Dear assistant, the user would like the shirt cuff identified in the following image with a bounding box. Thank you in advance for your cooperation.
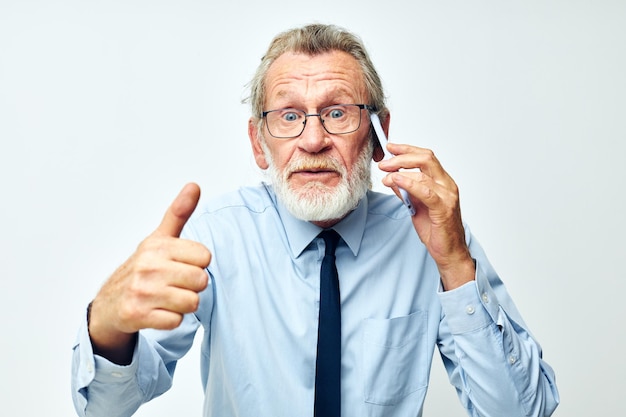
[437,259,502,334]
[73,307,140,386]
[93,345,140,383]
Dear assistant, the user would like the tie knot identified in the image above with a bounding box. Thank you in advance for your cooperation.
[319,229,340,257]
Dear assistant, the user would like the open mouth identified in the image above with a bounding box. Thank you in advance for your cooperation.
[291,163,338,174]
[290,168,337,179]
[286,157,344,182]
[287,166,341,186]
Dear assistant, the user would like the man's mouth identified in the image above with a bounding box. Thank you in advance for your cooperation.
[289,168,339,182]
[294,167,336,174]
[284,156,345,183]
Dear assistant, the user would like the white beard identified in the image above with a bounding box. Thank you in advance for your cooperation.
[261,139,373,223]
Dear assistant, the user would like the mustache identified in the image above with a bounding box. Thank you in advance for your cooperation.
[285,155,345,176]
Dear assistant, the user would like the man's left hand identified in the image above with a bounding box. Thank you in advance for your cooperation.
[379,142,475,291]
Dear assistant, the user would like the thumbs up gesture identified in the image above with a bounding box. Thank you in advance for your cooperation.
[88,183,211,364]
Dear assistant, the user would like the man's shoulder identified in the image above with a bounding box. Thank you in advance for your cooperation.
[198,183,276,216]
[366,190,413,221]
[182,184,278,242]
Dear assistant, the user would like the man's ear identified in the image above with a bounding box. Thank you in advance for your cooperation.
[249,118,269,169]
[372,112,391,162]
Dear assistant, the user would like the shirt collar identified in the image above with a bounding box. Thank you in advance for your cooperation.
[266,183,368,258]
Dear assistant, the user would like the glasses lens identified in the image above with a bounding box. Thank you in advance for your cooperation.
[321,105,361,134]
[266,109,306,138]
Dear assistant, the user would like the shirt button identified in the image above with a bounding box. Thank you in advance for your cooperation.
[86,362,94,373]
[111,371,123,378]
[465,305,475,315]
[509,355,517,364]
[481,293,489,303]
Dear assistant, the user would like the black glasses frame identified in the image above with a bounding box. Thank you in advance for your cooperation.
[261,104,377,139]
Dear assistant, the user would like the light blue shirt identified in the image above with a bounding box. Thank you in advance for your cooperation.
[72,184,559,417]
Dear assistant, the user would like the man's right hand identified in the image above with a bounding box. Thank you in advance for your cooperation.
[88,183,211,364]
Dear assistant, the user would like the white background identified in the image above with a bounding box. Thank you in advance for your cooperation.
[1,1,625,416]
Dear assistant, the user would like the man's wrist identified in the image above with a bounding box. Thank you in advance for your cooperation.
[87,300,137,365]
[439,256,476,291]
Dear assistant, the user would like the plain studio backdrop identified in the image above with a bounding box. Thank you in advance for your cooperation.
[1,1,624,416]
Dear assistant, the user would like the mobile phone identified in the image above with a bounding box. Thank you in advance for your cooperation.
[370,113,416,216]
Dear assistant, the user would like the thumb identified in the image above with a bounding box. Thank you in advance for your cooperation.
[155,183,201,238]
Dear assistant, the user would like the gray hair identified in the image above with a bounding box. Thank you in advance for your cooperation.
[246,24,388,122]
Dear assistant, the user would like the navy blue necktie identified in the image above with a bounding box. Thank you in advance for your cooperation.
[314,230,341,417]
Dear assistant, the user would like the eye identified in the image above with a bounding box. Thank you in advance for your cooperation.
[328,108,345,119]
[281,111,300,122]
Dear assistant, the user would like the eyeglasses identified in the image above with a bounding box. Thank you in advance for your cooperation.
[261,104,375,139]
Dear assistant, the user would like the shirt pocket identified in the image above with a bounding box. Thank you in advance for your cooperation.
[362,311,429,405]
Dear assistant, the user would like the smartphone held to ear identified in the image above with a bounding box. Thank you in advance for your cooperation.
[370,113,416,216]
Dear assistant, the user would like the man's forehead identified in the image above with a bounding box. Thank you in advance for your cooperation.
[268,50,362,75]
[265,51,367,102]
[273,86,356,100]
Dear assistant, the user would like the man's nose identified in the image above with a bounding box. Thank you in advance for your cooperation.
[298,115,332,153]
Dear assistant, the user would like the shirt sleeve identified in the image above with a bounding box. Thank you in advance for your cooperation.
[71,309,201,417]
[436,231,560,417]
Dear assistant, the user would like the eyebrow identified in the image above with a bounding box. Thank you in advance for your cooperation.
[271,88,360,108]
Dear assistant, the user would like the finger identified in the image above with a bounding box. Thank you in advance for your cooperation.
[137,288,201,330]
[155,183,201,238]
[119,274,206,329]
[171,240,212,268]
[142,309,185,330]
[382,144,448,182]
[167,262,210,293]
[391,171,460,217]
[156,286,202,315]
[141,236,212,268]
[131,247,210,289]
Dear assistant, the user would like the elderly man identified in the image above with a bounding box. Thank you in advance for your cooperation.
[72,24,559,417]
